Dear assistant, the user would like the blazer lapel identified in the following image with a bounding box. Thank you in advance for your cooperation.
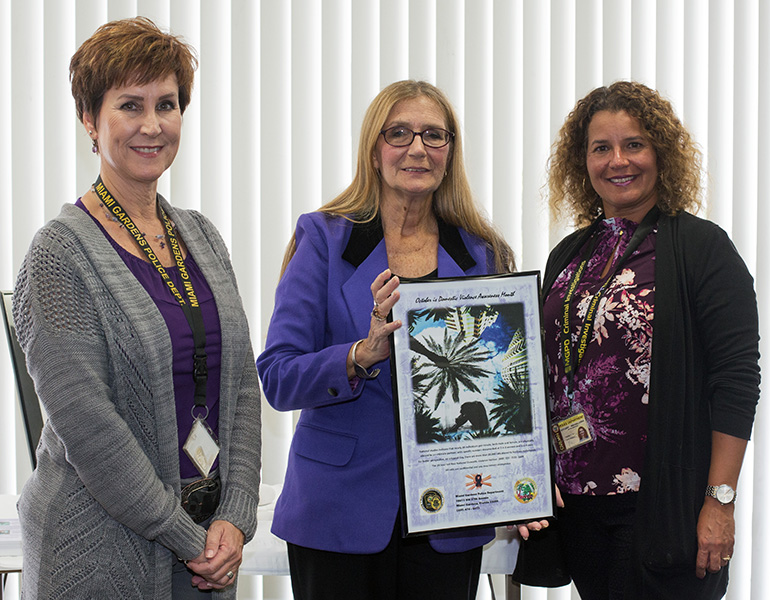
[341,239,388,340]
[437,244,467,277]
[340,215,478,334]
[340,238,392,398]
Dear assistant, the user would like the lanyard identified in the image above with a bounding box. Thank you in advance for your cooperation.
[93,176,209,412]
[560,206,659,399]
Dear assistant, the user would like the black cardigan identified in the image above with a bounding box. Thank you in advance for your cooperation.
[541,211,760,598]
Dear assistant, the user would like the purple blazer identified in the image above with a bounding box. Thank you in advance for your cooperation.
[257,211,497,554]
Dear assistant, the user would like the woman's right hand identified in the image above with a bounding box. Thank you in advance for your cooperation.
[516,485,565,540]
[346,268,403,378]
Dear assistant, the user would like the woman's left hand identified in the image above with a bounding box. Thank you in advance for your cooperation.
[695,431,746,578]
[514,485,565,539]
[695,500,735,578]
[187,520,245,589]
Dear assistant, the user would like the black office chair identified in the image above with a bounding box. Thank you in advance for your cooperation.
[1,290,43,468]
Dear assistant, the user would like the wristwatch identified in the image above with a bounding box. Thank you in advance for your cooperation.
[705,484,737,505]
[351,340,380,380]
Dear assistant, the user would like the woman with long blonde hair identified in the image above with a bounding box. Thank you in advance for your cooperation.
[259,80,514,599]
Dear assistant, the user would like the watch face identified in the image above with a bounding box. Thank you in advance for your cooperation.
[716,485,735,503]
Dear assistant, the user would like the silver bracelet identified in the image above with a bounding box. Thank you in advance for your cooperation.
[351,339,380,380]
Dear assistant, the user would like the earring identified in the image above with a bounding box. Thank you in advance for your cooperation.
[88,130,99,153]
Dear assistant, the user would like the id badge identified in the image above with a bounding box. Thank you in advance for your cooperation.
[551,412,593,454]
[183,417,220,478]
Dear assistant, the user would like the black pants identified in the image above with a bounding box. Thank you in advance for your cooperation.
[558,493,638,600]
[558,493,732,600]
[286,520,483,600]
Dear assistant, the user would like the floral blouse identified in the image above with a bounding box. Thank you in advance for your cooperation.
[543,217,656,495]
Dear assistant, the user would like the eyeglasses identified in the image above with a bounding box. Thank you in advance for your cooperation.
[380,126,454,148]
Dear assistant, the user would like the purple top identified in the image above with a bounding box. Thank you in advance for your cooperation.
[543,217,656,495]
[76,199,222,478]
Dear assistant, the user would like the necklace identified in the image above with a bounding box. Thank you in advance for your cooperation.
[93,186,175,249]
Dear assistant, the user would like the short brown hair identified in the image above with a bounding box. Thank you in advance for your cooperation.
[549,80,702,226]
[70,16,198,123]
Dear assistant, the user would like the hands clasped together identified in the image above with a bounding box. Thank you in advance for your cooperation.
[186,520,245,590]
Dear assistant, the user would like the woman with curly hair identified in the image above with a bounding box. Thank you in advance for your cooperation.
[520,81,760,599]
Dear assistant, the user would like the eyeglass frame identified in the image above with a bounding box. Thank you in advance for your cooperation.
[379,126,455,149]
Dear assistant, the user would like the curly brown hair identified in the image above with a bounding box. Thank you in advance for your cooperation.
[548,81,702,226]
[70,17,198,123]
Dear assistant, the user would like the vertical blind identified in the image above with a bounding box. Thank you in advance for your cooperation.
[1,1,767,598]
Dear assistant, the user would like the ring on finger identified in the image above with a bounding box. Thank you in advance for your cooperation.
[722,555,731,562]
[226,570,235,579]
[371,307,386,322]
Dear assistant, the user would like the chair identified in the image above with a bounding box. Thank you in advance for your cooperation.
[1,290,43,468]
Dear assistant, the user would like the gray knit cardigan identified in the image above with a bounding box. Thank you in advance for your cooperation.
[13,200,261,599]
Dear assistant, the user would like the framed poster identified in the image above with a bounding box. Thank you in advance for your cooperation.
[389,271,555,535]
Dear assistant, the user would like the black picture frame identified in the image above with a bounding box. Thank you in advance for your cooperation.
[389,272,555,535]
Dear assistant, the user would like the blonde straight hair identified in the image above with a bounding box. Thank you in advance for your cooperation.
[280,80,515,276]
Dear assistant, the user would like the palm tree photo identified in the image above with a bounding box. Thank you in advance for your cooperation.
[409,328,493,410]
[488,369,532,434]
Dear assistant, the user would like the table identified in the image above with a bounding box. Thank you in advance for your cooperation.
[0,495,22,600]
